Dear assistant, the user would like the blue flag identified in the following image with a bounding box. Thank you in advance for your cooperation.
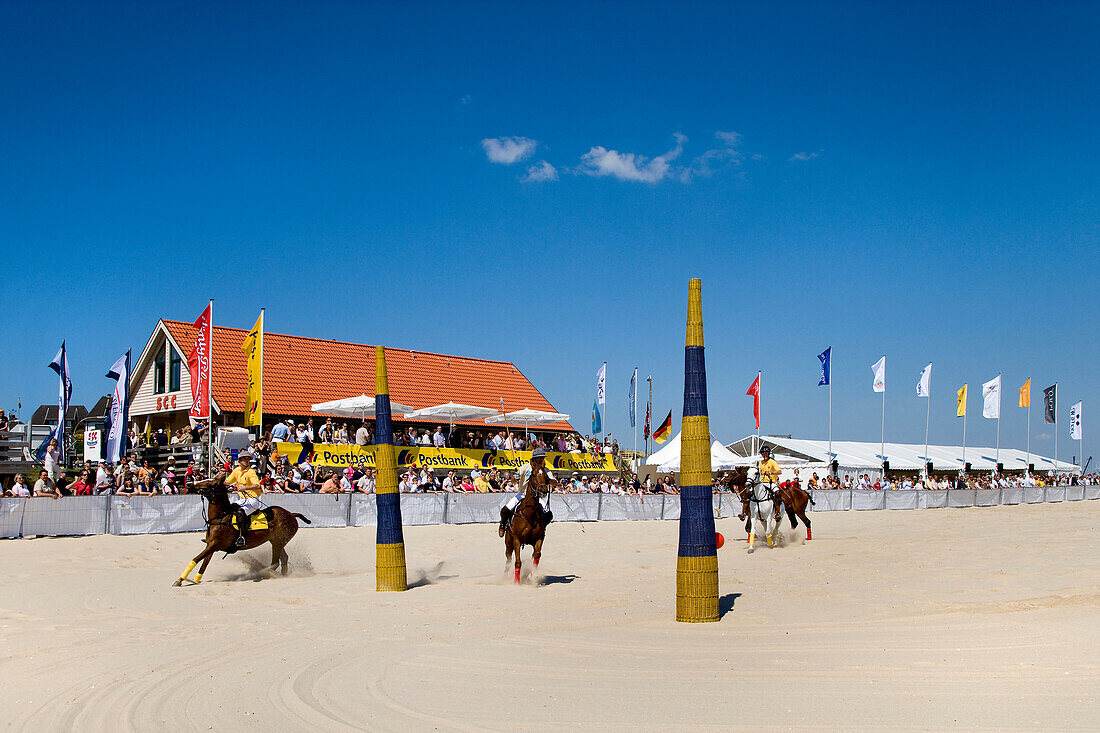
[592,398,602,435]
[818,346,831,387]
[628,368,637,428]
[38,342,72,461]
[104,350,132,463]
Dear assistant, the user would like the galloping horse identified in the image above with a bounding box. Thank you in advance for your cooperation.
[504,467,555,583]
[744,470,778,552]
[173,476,311,586]
[775,481,814,540]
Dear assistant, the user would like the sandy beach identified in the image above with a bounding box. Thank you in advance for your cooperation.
[2,501,1098,731]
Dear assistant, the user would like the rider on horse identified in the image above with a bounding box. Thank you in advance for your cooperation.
[758,446,783,520]
[498,447,555,537]
[225,452,263,547]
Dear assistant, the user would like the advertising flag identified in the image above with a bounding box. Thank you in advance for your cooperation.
[916,363,932,398]
[982,375,1002,419]
[596,363,606,405]
[188,303,212,419]
[871,356,886,393]
[746,373,761,429]
[1043,384,1057,424]
[37,342,73,461]
[629,368,637,428]
[956,384,967,417]
[818,347,831,386]
[1070,401,1082,441]
[241,310,264,427]
[591,399,602,435]
[1019,378,1031,408]
[652,410,672,443]
[104,350,132,463]
[643,398,651,440]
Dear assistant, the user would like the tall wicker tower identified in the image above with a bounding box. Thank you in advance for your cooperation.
[676,278,719,622]
[374,345,408,591]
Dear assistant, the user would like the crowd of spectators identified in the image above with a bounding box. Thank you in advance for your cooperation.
[805,470,1097,490]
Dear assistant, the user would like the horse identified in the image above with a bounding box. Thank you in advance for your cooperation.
[503,467,554,584]
[173,476,312,586]
[743,470,778,553]
[775,481,814,540]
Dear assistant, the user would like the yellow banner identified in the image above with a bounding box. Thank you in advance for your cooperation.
[241,311,263,427]
[273,442,618,473]
[957,384,967,417]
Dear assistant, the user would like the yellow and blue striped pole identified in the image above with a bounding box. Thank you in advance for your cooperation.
[676,278,719,622]
[374,345,408,592]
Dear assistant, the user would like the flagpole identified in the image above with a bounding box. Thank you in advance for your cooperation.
[828,377,832,462]
[1054,382,1059,473]
[756,371,762,451]
[962,401,967,474]
[258,307,265,437]
[207,299,215,477]
[880,389,886,467]
[1026,377,1031,474]
[632,368,638,463]
[995,372,1002,471]
[646,376,652,457]
[924,364,931,472]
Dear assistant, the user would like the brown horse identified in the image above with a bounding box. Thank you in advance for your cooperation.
[173,476,311,586]
[504,467,554,584]
[774,481,814,540]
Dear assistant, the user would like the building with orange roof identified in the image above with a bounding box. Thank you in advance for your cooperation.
[129,319,576,438]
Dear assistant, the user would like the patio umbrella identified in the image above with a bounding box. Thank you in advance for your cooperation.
[402,401,499,436]
[310,394,414,419]
[485,408,571,444]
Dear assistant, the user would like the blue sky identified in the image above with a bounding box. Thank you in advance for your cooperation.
[2,2,1097,463]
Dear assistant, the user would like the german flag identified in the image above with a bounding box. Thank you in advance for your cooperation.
[653,410,673,443]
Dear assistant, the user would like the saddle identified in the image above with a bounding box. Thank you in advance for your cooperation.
[231,509,271,532]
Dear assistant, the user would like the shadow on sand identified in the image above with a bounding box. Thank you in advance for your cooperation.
[718,592,742,618]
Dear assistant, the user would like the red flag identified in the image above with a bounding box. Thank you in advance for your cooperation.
[746,373,760,429]
[189,303,212,419]
[643,399,651,440]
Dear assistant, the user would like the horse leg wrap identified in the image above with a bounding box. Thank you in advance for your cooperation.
[748,534,755,548]
[179,561,196,581]
[766,534,773,547]
[533,557,539,567]
[194,573,203,583]
[514,567,521,583]
[805,527,812,540]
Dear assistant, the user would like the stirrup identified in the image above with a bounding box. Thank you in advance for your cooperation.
[235,534,246,547]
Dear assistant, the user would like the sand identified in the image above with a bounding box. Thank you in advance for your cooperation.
[1,500,1098,731]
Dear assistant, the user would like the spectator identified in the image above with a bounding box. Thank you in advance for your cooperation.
[33,470,60,499]
[355,421,370,446]
[355,467,375,494]
[459,474,475,492]
[70,469,93,496]
[6,474,31,497]
[441,469,457,492]
[43,438,61,481]
[433,426,445,448]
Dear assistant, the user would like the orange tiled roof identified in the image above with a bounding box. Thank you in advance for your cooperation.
[160,320,575,432]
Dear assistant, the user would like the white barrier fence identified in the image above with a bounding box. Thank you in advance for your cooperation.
[1,487,1097,538]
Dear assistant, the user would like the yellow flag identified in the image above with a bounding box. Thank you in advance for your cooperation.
[241,310,263,427]
[1018,377,1030,408]
[956,384,967,417]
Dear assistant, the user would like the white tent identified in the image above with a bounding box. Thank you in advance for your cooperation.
[311,395,414,419]
[725,435,1080,475]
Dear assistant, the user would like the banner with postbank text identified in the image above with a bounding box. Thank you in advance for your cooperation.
[274,442,618,473]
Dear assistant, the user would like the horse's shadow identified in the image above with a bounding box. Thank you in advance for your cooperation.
[719,592,742,618]
[537,574,579,586]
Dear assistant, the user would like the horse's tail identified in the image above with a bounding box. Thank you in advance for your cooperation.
[292,513,312,524]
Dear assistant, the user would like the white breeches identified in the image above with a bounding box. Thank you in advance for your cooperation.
[230,494,262,513]
[506,492,549,512]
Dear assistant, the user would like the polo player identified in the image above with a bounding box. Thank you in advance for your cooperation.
[498,447,555,537]
[225,452,263,547]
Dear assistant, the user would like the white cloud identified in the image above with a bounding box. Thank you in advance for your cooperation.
[684,130,744,181]
[576,133,686,183]
[523,160,558,182]
[481,136,537,164]
[788,151,820,162]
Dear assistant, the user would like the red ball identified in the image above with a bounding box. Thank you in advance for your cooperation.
[715,532,725,549]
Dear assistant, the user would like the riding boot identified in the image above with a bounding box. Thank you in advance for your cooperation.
[543,507,554,524]
[498,506,513,537]
[235,508,249,547]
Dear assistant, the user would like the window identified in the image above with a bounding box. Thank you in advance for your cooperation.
[154,349,166,394]
[169,346,182,392]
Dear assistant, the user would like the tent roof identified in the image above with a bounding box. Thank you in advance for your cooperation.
[725,435,1080,473]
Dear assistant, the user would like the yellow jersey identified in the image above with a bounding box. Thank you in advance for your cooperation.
[758,458,780,484]
[226,466,262,500]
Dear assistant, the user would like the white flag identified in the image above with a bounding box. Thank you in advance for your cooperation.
[596,363,606,405]
[982,374,1002,419]
[871,356,886,393]
[1070,401,1082,440]
[916,362,932,398]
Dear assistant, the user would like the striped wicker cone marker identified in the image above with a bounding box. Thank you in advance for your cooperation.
[676,278,719,622]
[374,345,408,592]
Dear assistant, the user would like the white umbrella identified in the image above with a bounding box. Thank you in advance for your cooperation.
[310,395,413,419]
[485,408,571,443]
[403,402,499,436]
